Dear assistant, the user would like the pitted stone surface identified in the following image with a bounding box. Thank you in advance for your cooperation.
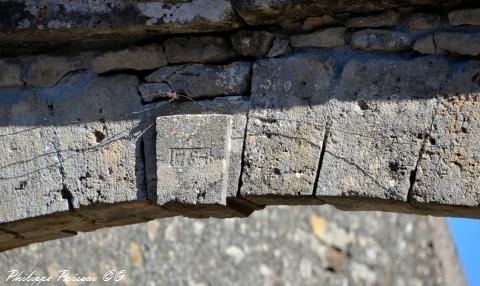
[317,57,448,204]
[241,54,333,203]
[0,71,145,223]
[411,61,480,211]
[156,114,232,206]
[1,0,480,250]
[141,97,250,209]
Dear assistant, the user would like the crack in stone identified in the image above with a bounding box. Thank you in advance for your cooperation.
[432,33,438,54]
[236,113,249,198]
[407,97,441,202]
[312,123,330,197]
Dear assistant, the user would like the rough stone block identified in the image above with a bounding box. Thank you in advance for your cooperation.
[241,55,333,204]
[449,9,480,26]
[155,114,232,206]
[434,32,480,56]
[351,29,413,53]
[0,125,70,223]
[164,37,237,64]
[409,14,441,30]
[139,83,173,103]
[414,35,436,54]
[267,35,291,58]
[346,10,400,28]
[141,96,251,217]
[410,60,480,209]
[316,57,448,204]
[145,62,252,99]
[0,59,22,88]
[231,30,276,57]
[302,15,338,31]
[24,55,91,88]
[0,71,146,224]
[290,28,345,48]
[92,44,167,74]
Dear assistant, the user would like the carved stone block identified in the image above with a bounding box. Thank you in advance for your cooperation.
[156,114,232,207]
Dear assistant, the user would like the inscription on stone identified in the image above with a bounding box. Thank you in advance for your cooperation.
[169,148,212,167]
[156,114,232,206]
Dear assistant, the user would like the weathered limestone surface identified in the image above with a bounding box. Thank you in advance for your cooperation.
[140,96,252,219]
[1,0,480,251]
[241,55,332,204]
[411,61,480,214]
[156,115,232,206]
[317,57,447,206]
[0,71,147,224]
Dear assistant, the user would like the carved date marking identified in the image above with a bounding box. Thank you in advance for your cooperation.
[169,148,212,167]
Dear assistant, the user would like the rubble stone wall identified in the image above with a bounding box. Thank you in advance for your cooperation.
[0,0,479,250]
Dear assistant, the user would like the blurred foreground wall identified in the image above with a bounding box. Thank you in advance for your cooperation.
[0,206,466,286]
